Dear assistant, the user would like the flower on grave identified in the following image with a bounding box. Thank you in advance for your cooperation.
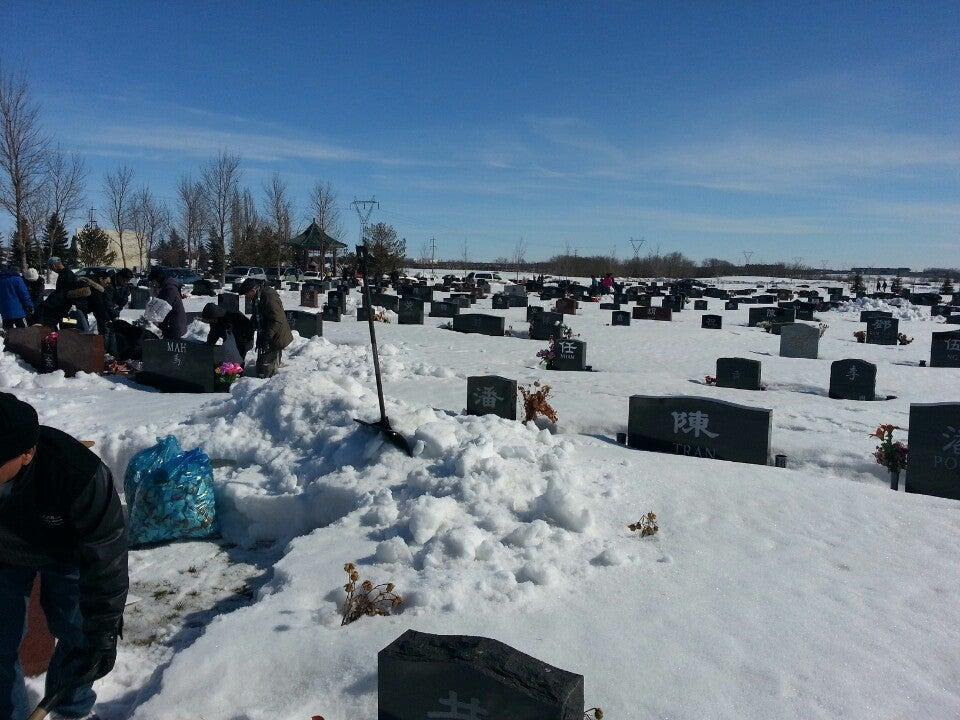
[536,343,556,366]
[215,361,244,377]
[42,331,60,349]
[704,375,717,385]
[871,424,908,473]
[897,333,913,346]
[853,330,866,343]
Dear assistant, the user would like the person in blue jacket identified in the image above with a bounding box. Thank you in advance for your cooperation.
[0,267,34,330]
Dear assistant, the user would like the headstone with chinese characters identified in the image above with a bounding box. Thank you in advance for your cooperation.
[300,287,320,308]
[779,323,819,359]
[551,338,587,371]
[218,291,240,313]
[378,630,584,720]
[905,402,960,501]
[715,357,762,391]
[55,330,105,376]
[633,306,672,321]
[430,301,461,318]
[322,304,342,322]
[492,294,510,310]
[129,285,151,310]
[748,306,795,327]
[139,339,225,393]
[467,376,517,420]
[701,314,722,330]
[930,330,960,368]
[452,313,505,336]
[724,300,739,311]
[627,395,771,465]
[865,316,899,345]
[694,300,708,311]
[665,296,685,312]
[828,359,876,400]
[612,310,631,326]
[397,297,425,325]
[285,310,323,339]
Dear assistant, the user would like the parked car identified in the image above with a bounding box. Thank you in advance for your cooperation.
[224,266,267,284]
[138,267,201,287]
[264,267,302,283]
[76,266,118,280]
[301,270,322,280]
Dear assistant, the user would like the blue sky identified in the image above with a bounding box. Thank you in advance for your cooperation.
[2,1,959,268]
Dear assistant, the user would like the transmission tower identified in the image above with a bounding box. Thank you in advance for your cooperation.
[351,197,379,245]
[629,236,646,259]
[742,250,753,267]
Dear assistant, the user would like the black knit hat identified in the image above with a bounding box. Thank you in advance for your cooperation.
[0,393,40,464]
[238,278,259,294]
[201,303,225,321]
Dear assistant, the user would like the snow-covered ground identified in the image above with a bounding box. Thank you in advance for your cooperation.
[3,276,959,719]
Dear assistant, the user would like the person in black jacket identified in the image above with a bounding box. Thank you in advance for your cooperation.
[40,257,91,330]
[148,267,187,339]
[201,303,255,364]
[107,268,134,313]
[0,393,128,719]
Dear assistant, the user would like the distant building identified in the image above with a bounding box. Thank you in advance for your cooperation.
[74,228,146,270]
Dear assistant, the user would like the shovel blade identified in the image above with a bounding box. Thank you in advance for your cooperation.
[354,418,414,457]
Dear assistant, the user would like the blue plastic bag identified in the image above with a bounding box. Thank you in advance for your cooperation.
[124,436,220,546]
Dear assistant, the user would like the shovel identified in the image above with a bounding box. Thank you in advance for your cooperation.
[353,245,414,456]
[27,686,69,720]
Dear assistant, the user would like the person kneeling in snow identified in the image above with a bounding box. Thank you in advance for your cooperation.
[239,278,292,378]
[0,393,128,720]
[108,296,172,362]
[201,302,254,365]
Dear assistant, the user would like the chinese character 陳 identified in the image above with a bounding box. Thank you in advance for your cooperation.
[426,691,489,720]
[671,410,719,439]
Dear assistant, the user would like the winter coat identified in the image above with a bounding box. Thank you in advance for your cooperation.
[26,277,45,310]
[155,276,187,340]
[40,267,88,324]
[0,426,128,636]
[601,275,614,290]
[207,311,255,358]
[252,286,293,351]
[0,270,33,321]
[107,283,132,313]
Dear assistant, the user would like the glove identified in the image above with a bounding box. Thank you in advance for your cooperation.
[57,632,118,690]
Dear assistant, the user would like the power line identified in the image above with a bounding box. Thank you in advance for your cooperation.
[350,197,379,246]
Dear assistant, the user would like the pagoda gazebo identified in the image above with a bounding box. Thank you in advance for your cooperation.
[288,221,348,274]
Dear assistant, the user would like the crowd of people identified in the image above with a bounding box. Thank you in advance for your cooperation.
[0,261,293,380]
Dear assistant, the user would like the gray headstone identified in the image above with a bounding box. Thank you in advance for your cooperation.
[930,330,960,368]
[467,376,517,420]
[378,630,584,720]
[701,314,722,330]
[452,313,505,336]
[285,310,323,339]
[398,297,425,325]
[218,291,240,313]
[866,316,899,345]
[627,395,771,465]
[716,357,762,391]
[300,287,320,308]
[551,338,586,371]
[906,402,960,500]
[612,310,631,326]
[779,323,819,359]
[632,306,672,321]
[139,339,225,393]
[829,359,876,400]
[429,301,460,318]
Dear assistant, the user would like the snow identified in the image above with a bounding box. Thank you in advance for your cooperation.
[3,276,959,719]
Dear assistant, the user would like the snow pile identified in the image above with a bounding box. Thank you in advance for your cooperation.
[835,296,933,321]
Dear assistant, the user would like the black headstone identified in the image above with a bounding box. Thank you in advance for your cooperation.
[429,301,460,318]
[378,630,584,720]
[859,310,892,323]
[865,316,899,345]
[129,286,151,310]
[218,291,240,313]
[398,297,425,325]
[632,306,672,321]
[611,310,631,326]
[285,310,323,339]
[322,304,342,322]
[905,402,960,501]
[716,357,762,391]
[300,287,320,308]
[701,314,722,330]
[452,314,505,336]
[467,376,518,420]
[492,294,510,310]
[694,300,708,311]
[930,330,960,368]
[551,338,587,371]
[55,330,105,376]
[724,300,739,311]
[628,395,771,465]
[371,292,400,311]
[139,339,225,393]
[529,311,564,340]
[828,359,876,400]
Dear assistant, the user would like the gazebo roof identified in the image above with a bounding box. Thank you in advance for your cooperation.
[289,221,347,251]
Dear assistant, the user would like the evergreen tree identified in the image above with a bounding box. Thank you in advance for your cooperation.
[363,222,406,278]
[41,213,69,262]
[891,275,903,294]
[76,224,117,266]
[65,235,79,267]
[849,272,866,295]
[206,228,225,276]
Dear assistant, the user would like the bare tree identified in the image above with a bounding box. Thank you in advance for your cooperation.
[512,237,527,281]
[307,181,343,238]
[176,175,206,269]
[103,165,135,268]
[200,150,242,275]
[229,187,261,265]
[0,64,48,268]
[417,241,432,264]
[131,186,170,268]
[262,172,292,267]
[460,238,469,271]
[44,146,86,227]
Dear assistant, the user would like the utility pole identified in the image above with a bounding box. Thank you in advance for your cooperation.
[429,237,437,277]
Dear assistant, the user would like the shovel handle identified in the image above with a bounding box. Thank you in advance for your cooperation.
[27,708,50,720]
